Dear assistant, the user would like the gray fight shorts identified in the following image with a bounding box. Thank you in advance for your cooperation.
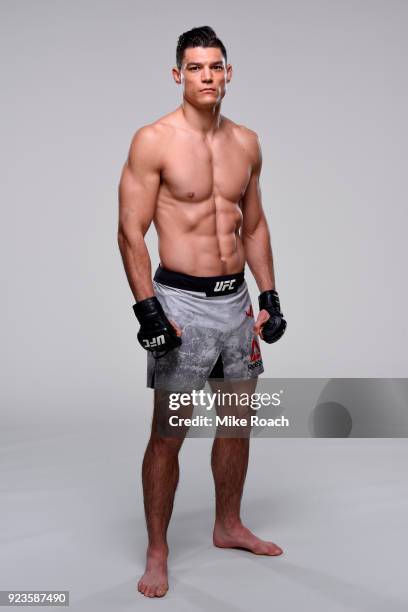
[146,264,264,391]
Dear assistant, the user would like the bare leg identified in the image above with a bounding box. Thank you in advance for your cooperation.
[138,390,192,598]
[210,379,283,556]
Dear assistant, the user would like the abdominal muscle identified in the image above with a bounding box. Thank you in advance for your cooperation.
[153,194,246,277]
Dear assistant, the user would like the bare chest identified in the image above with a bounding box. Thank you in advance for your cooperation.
[160,131,252,204]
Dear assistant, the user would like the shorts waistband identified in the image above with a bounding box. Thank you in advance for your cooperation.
[153,264,245,297]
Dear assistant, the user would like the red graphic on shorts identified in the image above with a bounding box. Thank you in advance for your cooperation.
[250,337,261,362]
[245,304,254,318]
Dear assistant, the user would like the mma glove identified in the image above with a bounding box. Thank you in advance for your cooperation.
[258,289,287,344]
[133,296,181,359]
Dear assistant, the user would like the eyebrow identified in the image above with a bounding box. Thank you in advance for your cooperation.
[185,61,223,67]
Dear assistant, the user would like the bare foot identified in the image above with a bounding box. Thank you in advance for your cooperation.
[213,521,283,556]
[137,546,169,598]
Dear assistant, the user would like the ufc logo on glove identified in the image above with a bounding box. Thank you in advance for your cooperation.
[142,335,166,349]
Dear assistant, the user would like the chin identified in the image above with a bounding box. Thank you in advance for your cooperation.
[197,97,219,106]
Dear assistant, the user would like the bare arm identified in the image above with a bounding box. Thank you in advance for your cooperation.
[241,132,276,292]
[117,126,162,302]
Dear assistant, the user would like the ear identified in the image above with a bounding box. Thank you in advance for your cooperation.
[226,63,233,84]
[172,66,182,85]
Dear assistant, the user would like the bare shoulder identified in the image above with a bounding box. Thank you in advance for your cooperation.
[224,117,262,167]
[236,123,261,156]
[126,119,172,170]
[129,119,171,150]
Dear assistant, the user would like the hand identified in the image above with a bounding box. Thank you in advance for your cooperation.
[257,290,287,344]
[133,296,182,358]
[253,309,271,340]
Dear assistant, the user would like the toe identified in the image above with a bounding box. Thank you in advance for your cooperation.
[269,544,283,555]
[156,586,167,597]
[256,544,270,554]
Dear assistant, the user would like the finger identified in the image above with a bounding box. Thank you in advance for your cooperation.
[169,320,181,336]
[169,319,182,336]
[253,311,269,335]
[253,321,261,335]
[254,325,264,338]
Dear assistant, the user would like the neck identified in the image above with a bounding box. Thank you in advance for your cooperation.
[179,99,222,136]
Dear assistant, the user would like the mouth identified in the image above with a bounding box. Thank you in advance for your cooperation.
[200,88,216,93]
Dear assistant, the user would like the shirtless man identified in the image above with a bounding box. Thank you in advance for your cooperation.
[117,26,287,598]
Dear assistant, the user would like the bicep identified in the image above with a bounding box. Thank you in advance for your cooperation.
[118,127,161,239]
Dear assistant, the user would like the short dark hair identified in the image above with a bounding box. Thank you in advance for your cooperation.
[176,26,227,70]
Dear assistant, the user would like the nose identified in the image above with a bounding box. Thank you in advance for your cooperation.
[201,67,212,82]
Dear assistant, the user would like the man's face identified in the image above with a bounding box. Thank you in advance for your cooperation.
[173,46,232,106]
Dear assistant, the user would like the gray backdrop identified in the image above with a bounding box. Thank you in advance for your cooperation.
[1,1,408,610]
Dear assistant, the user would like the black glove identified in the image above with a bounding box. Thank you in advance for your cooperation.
[258,290,287,344]
[133,296,181,359]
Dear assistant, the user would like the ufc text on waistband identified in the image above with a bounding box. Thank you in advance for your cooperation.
[153,265,245,297]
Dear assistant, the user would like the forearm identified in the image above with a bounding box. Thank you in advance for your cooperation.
[117,230,154,302]
[242,218,276,292]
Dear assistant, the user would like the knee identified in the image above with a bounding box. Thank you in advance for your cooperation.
[149,434,184,455]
